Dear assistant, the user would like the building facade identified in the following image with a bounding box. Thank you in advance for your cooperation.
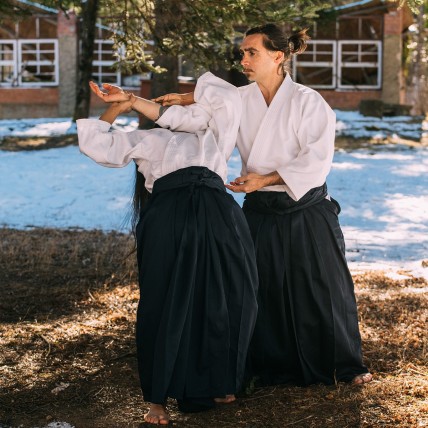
[0,0,414,119]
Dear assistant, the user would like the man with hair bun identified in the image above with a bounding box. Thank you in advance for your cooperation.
[155,23,372,388]
[227,23,372,387]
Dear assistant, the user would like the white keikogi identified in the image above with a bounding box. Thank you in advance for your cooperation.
[76,72,242,192]
[237,73,336,201]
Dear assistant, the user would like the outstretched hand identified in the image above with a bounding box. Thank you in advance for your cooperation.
[89,81,131,103]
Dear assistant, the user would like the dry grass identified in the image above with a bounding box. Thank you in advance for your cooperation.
[0,228,427,428]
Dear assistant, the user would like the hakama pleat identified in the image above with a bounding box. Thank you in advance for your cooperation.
[135,166,258,404]
[243,186,367,386]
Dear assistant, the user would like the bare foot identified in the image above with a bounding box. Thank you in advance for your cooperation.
[353,372,373,385]
[144,403,169,425]
[214,394,236,404]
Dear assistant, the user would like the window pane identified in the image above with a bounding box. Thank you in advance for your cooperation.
[21,52,37,62]
[360,53,378,62]
[296,66,333,86]
[39,65,54,74]
[341,67,378,86]
[0,65,14,83]
[317,54,333,62]
[101,50,116,61]
[0,44,14,61]
[21,65,40,82]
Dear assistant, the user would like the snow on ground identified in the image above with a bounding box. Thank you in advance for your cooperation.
[335,110,424,141]
[0,113,427,280]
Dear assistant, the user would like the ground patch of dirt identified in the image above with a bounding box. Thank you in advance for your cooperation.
[0,135,78,151]
[0,228,427,427]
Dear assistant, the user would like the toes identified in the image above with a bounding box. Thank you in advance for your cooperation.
[144,407,170,425]
[353,373,373,385]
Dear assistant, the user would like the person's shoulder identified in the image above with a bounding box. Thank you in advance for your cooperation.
[290,79,323,100]
[287,77,335,118]
[198,72,238,91]
[289,79,331,108]
[238,82,258,96]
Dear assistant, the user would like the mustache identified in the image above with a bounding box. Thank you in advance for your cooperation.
[243,68,253,73]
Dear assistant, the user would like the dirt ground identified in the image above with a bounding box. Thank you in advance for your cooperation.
[0,228,427,428]
[0,133,427,427]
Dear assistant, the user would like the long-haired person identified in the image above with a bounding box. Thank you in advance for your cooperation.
[76,72,258,425]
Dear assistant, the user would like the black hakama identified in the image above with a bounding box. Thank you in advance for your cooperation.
[135,166,258,406]
[243,184,368,386]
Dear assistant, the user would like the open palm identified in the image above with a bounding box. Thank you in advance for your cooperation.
[89,81,131,103]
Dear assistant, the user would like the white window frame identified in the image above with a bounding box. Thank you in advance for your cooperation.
[292,40,337,89]
[92,39,121,85]
[0,40,17,86]
[17,39,58,86]
[338,40,382,89]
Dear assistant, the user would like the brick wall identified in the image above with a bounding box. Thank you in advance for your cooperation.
[382,8,405,105]
[0,88,59,118]
[0,87,141,118]
[317,90,382,110]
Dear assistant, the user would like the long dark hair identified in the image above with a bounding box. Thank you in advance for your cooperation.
[130,164,149,237]
[245,24,310,76]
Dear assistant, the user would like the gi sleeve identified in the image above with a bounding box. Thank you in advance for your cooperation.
[155,103,211,133]
[277,93,336,201]
[76,118,149,167]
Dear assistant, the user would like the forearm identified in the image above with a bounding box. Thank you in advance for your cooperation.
[262,171,285,186]
[131,96,161,120]
[99,103,126,124]
[181,92,195,105]
[226,171,285,193]
[152,91,195,106]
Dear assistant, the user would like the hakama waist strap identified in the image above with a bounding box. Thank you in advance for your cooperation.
[244,183,328,215]
[152,166,226,194]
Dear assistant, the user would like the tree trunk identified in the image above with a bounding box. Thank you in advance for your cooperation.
[72,0,99,121]
[151,54,179,98]
[409,5,427,116]
[139,0,179,129]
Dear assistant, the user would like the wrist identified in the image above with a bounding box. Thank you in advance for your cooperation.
[129,93,138,110]
[264,171,284,186]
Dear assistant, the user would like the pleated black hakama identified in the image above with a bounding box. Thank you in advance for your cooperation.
[243,184,368,386]
[135,166,258,406]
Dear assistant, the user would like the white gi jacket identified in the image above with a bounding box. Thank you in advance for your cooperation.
[238,73,336,201]
[77,72,241,192]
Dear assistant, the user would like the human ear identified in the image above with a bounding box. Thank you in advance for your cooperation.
[274,51,284,63]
